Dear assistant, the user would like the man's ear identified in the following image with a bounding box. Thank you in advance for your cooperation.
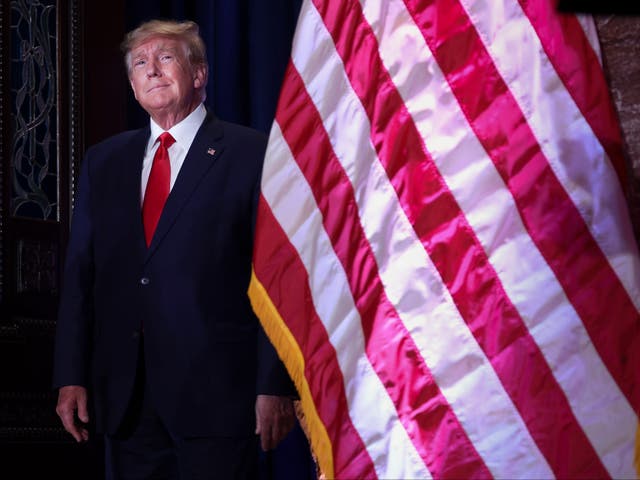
[193,66,206,89]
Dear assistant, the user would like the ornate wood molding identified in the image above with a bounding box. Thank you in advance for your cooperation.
[0,0,6,306]
[0,0,83,443]
[68,0,83,207]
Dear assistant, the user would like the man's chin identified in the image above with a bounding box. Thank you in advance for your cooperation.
[141,100,174,114]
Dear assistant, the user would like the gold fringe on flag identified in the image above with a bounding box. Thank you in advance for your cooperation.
[248,268,334,479]
[295,400,327,480]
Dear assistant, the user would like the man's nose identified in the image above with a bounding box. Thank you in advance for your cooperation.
[146,60,161,77]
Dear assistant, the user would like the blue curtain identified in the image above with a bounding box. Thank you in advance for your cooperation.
[125,1,315,479]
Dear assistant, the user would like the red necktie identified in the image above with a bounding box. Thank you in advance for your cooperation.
[143,132,175,246]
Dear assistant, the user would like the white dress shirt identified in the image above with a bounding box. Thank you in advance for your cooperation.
[140,103,207,204]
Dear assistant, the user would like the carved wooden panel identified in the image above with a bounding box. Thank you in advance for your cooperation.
[16,238,58,294]
[0,0,81,445]
[10,0,59,221]
[0,0,120,473]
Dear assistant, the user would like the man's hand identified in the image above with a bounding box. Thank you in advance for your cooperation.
[255,394,295,451]
[56,385,90,442]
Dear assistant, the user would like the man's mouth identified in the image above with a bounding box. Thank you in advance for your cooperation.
[147,84,169,93]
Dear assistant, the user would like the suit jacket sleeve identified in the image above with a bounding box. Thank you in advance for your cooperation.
[52,151,95,389]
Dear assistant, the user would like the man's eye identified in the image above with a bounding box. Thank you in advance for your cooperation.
[161,55,173,62]
[134,59,145,67]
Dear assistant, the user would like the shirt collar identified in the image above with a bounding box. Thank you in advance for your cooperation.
[148,103,207,150]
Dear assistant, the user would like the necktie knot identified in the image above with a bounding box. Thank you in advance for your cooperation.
[158,131,176,149]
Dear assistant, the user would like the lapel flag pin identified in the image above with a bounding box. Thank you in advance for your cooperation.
[207,147,216,156]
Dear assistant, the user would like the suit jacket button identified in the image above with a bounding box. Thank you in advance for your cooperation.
[140,277,150,285]
[132,330,140,340]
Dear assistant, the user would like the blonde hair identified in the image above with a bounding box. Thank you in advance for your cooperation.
[122,19,208,97]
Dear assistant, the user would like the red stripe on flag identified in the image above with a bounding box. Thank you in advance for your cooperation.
[314,0,610,476]
[277,59,491,478]
[404,0,640,415]
[253,196,376,479]
[519,0,628,190]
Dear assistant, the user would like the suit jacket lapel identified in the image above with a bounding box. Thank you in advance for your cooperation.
[119,127,151,257]
[145,113,225,258]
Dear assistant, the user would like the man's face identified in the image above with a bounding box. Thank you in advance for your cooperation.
[128,36,205,123]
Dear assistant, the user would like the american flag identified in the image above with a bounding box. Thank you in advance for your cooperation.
[249,0,640,478]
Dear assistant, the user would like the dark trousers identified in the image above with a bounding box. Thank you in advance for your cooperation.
[104,340,258,480]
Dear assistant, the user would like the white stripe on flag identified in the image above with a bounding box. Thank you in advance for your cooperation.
[262,120,432,480]
[576,14,602,64]
[459,0,640,311]
[360,0,638,476]
[253,0,640,478]
[289,2,554,477]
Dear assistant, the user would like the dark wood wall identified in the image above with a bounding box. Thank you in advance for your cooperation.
[0,1,126,477]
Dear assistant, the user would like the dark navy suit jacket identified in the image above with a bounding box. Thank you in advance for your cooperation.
[53,112,294,437]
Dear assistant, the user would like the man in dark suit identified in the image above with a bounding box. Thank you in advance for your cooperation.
[53,19,296,479]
